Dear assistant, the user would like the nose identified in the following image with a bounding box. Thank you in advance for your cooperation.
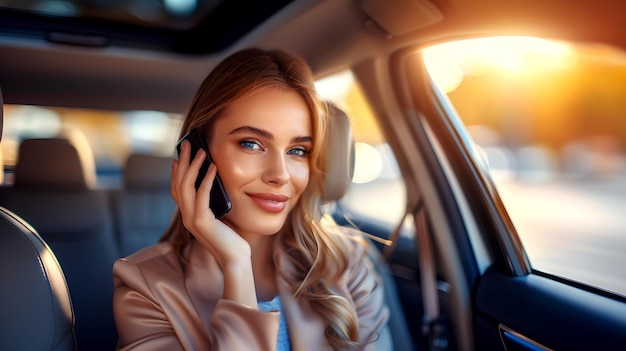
[262,151,290,186]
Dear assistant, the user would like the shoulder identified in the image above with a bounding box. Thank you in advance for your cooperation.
[321,224,378,284]
[327,224,388,289]
[326,224,370,260]
[113,242,185,291]
[328,226,391,345]
[116,241,180,270]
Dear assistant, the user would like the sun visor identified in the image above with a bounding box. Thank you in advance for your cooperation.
[361,0,443,37]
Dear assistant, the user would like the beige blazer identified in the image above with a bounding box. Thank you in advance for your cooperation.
[113,233,392,351]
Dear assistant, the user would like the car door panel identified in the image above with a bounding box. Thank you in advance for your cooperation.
[475,266,626,350]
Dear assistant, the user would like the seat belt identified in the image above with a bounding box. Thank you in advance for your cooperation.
[414,203,448,350]
[385,200,448,351]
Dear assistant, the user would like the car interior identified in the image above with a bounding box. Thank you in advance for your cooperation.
[0,88,77,351]
[2,0,626,351]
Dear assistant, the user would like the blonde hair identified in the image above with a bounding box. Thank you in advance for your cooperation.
[160,48,361,350]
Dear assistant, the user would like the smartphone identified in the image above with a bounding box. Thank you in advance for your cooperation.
[175,128,232,219]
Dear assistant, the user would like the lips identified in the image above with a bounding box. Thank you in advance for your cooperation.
[247,193,289,213]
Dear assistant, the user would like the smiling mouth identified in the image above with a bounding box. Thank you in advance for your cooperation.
[247,193,289,213]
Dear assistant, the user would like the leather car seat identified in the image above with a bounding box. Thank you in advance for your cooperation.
[0,87,77,350]
[111,153,176,256]
[0,130,120,351]
[323,102,415,351]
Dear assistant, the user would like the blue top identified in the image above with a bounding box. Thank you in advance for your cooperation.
[258,295,291,351]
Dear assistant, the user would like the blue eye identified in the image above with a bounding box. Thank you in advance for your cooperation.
[240,140,262,150]
[288,147,309,157]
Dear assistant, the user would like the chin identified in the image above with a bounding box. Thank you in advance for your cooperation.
[223,211,288,236]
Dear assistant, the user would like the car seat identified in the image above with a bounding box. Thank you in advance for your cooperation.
[324,102,415,351]
[111,153,176,256]
[0,87,77,350]
[0,129,119,351]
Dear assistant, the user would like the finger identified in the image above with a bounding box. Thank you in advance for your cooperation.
[172,140,193,205]
[173,140,192,185]
[182,148,206,189]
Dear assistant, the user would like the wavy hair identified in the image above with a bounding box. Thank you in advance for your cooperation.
[160,48,360,350]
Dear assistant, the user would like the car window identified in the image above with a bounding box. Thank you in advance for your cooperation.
[2,105,182,188]
[424,36,626,297]
[315,70,407,226]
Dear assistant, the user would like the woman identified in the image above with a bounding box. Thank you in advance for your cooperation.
[112,48,391,350]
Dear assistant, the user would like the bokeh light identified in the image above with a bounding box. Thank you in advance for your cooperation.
[353,142,383,184]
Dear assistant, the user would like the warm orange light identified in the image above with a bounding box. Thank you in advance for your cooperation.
[423,36,578,92]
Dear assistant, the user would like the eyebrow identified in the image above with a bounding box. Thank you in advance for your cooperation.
[229,125,312,143]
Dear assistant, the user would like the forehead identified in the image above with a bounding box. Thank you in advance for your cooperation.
[215,88,313,138]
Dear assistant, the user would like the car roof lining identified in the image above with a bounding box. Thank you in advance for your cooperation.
[3,0,626,113]
[0,0,295,54]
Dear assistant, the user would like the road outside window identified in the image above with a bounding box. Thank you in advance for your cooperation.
[424,36,626,297]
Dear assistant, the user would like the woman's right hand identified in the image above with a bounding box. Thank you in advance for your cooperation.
[172,140,258,307]
[171,140,251,269]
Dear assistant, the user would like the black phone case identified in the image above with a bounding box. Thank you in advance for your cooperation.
[176,128,232,219]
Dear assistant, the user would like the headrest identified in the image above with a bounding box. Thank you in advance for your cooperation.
[123,153,171,191]
[14,129,96,190]
[322,103,355,202]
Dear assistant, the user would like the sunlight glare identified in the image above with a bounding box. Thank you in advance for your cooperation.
[315,70,354,101]
[353,142,383,184]
[424,36,577,92]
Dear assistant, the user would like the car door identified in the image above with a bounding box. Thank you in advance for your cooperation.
[396,37,626,351]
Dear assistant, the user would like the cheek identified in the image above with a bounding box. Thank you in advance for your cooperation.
[210,142,255,189]
[216,155,259,189]
[289,162,310,194]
